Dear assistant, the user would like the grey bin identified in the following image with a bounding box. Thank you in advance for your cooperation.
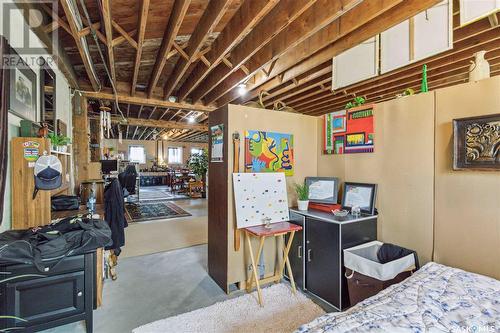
[343,241,417,307]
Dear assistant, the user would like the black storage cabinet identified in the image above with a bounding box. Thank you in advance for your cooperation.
[286,209,377,311]
[0,252,96,333]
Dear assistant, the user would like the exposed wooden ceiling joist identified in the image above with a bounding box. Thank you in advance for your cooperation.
[147,0,191,98]
[101,0,116,83]
[59,0,100,90]
[228,0,442,108]
[80,91,214,112]
[188,0,318,103]
[176,0,280,101]
[162,0,233,99]
[88,115,208,132]
[203,0,365,105]
[131,0,150,95]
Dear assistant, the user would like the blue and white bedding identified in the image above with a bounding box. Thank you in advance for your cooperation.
[297,262,500,333]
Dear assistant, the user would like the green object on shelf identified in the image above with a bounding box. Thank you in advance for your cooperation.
[421,64,428,93]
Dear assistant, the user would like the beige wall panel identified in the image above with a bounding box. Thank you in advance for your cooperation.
[317,94,435,264]
[434,76,500,279]
[226,105,318,285]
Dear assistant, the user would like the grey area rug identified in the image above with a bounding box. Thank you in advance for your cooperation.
[133,283,325,333]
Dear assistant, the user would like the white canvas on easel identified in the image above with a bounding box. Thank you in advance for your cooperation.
[233,173,289,229]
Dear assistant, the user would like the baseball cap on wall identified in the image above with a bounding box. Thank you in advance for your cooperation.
[33,155,62,199]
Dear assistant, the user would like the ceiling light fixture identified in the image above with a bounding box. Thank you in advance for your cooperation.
[237,83,247,96]
[188,116,196,123]
[168,96,177,103]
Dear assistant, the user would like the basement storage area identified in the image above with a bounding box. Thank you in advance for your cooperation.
[0,0,499,332]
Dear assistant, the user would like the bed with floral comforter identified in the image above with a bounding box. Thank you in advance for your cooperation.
[297,262,500,333]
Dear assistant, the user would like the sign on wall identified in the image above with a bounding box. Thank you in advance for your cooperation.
[210,124,224,162]
[323,105,375,154]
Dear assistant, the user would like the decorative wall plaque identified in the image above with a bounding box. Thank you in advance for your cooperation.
[453,113,500,170]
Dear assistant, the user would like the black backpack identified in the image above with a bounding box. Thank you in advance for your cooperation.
[0,215,112,272]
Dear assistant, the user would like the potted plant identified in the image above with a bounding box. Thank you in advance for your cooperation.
[294,182,309,211]
[48,133,71,152]
[187,149,208,197]
[57,135,71,153]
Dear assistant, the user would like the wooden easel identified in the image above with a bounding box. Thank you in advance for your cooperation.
[233,131,241,251]
[243,222,303,306]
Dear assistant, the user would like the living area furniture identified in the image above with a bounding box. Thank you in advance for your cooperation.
[287,208,377,311]
[0,251,96,333]
[243,222,303,306]
[188,180,204,198]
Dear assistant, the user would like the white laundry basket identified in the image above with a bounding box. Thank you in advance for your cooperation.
[343,241,418,307]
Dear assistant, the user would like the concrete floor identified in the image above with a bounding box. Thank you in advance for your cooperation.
[43,196,213,332]
[45,245,235,333]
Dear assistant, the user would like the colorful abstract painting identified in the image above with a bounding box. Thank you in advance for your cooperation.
[245,130,294,176]
[323,105,375,154]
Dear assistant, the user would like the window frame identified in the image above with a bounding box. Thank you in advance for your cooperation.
[128,145,146,164]
[168,146,183,164]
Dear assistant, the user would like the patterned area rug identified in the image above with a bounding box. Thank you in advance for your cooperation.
[125,200,191,223]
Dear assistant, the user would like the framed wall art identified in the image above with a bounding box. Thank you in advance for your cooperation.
[244,130,294,176]
[453,113,500,170]
[323,104,375,154]
[8,46,38,122]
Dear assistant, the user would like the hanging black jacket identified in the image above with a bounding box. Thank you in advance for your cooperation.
[104,179,128,253]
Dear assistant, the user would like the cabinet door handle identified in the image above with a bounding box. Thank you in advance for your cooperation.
[307,249,312,262]
[298,246,302,258]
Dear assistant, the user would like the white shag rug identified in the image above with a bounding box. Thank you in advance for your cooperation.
[133,284,325,333]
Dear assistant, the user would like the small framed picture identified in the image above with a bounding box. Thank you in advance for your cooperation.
[8,47,38,122]
[341,182,377,215]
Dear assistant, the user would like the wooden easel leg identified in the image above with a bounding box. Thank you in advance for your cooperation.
[282,231,297,294]
[246,236,265,292]
[246,233,264,306]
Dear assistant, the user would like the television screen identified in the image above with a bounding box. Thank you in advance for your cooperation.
[305,177,339,204]
[342,182,377,215]
[101,160,118,174]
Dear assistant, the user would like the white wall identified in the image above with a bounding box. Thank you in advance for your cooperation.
[1,1,73,231]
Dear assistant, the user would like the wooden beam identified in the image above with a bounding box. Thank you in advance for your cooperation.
[78,22,101,38]
[40,3,71,35]
[227,0,441,107]
[111,20,138,49]
[291,27,500,111]
[189,0,317,103]
[212,0,408,106]
[102,0,116,83]
[79,90,215,112]
[205,0,363,104]
[176,0,279,101]
[112,29,137,47]
[163,0,233,98]
[131,0,150,95]
[60,0,100,90]
[88,116,209,131]
[147,0,191,98]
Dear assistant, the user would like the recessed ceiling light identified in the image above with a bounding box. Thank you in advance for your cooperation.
[237,84,247,96]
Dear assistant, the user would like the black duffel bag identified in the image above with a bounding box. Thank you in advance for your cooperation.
[51,195,80,211]
[0,215,112,272]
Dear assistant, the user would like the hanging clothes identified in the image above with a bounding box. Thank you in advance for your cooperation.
[104,178,128,254]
